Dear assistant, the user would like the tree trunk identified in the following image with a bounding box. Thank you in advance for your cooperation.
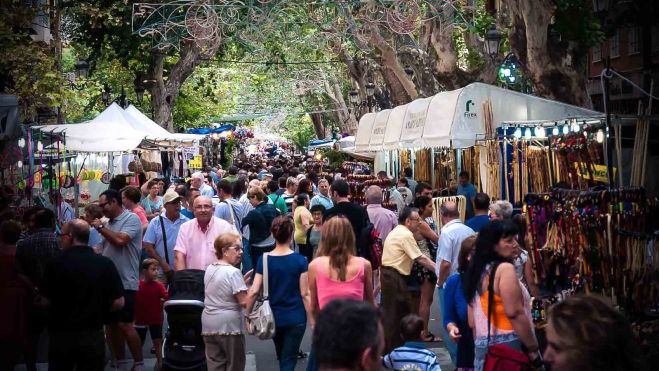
[147,39,218,132]
[310,112,325,139]
[506,0,590,106]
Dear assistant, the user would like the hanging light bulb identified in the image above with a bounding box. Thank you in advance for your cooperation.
[535,126,546,139]
[17,160,23,168]
[552,124,559,136]
[596,129,604,143]
[524,127,532,140]
[513,127,522,139]
[37,141,44,151]
[572,119,581,133]
[562,125,569,135]
[18,138,25,148]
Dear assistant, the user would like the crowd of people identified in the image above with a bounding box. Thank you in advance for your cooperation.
[0,154,647,371]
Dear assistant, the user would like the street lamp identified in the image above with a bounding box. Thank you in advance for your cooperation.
[135,84,145,104]
[349,90,359,105]
[74,59,89,79]
[365,81,375,97]
[484,27,503,60]
[101,84,127,107]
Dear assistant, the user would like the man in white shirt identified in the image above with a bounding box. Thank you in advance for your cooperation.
[191,171,214,197]
[435,200,474,364]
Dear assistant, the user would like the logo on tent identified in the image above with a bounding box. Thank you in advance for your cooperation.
[464,100,477,118]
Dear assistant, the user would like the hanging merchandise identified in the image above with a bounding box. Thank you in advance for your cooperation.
[413,148,431,184]
[523,188,658,320]
[433,148,455,194]
[431,195,467,227]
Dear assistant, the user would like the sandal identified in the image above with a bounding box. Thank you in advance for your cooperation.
[424,332,440,342]
[297,350,308,359]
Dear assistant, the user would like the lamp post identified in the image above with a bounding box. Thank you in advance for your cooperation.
[404,65,415,80]
[484,27,503,60]
[74,59,89,79]
[101,84,128,108]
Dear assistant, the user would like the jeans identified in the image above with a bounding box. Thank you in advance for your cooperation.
[437,286,457,365]
[273,322,306,371]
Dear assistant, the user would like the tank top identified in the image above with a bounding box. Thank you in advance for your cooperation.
[471,265,533,340]
[316,257,366,309]
[294,206,311,244]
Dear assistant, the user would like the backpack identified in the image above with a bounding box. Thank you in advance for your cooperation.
[358,222,384,270]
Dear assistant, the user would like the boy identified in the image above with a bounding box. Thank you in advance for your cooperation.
[383,314,441,371]
[134,259,169,370]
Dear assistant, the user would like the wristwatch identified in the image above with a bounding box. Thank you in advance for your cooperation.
[95,224,105,232]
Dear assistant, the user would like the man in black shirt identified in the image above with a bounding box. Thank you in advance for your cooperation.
[324,179,371,251]
[41,219,124,371]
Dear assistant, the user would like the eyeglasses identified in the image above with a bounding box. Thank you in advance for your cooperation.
[194,205,213,210]
[408,217,421,223]
[227,245,243,251]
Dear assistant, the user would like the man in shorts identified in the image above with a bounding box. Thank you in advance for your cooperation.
[91,189,144,371]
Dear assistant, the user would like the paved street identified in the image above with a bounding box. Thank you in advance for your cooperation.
[15,290,454,371]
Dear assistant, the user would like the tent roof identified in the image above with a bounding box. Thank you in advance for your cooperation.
[355,82,603,150]
[123,105,204,145]
[36,103,145,152]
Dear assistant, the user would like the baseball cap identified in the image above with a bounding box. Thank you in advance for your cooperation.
[163,189,182,204]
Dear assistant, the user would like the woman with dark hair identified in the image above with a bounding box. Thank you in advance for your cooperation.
[411,195,439,342]
[246,216,311,371]
[443,235,476,370]
[544,295,646,371]
[296,179,314,197]
[241,186,278,268]
[464,220,541,371]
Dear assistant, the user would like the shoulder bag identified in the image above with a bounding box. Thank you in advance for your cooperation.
[245,253,276,339]
[483,262,532,371]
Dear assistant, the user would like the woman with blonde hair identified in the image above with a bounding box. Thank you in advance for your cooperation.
[306,216,375,371]
[202,233,253,371]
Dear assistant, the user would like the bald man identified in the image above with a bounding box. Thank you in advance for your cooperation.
[41,220,124,370]
[435,200,474,364]
[174,196,238,270]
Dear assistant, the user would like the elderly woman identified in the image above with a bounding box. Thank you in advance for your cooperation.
[202,233,253,371]
[488,200,513,221]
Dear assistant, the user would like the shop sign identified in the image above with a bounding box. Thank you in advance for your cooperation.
[188,155,202,169]
[574,163,615,183]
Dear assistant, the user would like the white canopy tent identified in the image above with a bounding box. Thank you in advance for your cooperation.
[123,105,204,145]
[356,82,603,151]
[36,103,146,152]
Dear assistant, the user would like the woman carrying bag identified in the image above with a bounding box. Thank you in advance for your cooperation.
[246,216,311,371]
[464,221,543,371]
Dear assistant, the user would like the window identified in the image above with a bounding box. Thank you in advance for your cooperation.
[592,44,602,62]
[610,31,619,58]
[628,27,639,54]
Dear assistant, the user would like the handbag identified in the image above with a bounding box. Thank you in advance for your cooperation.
[245,253,276,340]
[483,262,532,371]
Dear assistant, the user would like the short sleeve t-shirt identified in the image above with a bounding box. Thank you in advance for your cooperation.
[457,183,477,218]
[256,253,308,327]
[101,210,143,291]
[141,196,163,215]
[135,280,169,325]
[202,263,248,335]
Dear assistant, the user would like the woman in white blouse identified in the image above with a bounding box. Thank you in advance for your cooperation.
[202,232,253,371]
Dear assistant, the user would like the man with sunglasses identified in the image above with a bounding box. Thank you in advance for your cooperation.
[91,189,144,371]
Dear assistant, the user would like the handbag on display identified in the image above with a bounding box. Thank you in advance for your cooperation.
[245,253,276,340]
[483,262,533,371]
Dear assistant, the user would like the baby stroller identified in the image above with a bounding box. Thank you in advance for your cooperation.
[162,269,207,371]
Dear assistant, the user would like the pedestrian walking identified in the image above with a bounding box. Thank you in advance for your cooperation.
[41,220,125,371]
[202,233,253,371]
[241,186,278,269]
[121,186,149,230]
[174,196,238,270]
[246,216,311,371]
[134,259,169,370]
[141,180,164,221]
[293,193,313,260]
[305,204,325,258]
[92,189,144,371]
[380,207,435,352]
[383,314,440,371]
[310,179,333,210]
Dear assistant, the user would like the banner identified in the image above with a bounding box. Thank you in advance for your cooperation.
[574,163,615,183]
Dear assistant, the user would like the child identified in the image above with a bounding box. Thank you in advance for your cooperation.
[134,259,169,370]
[83,203,104,251]
[383,314,441,371]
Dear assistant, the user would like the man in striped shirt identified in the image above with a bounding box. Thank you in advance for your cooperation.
[383,314,441,371]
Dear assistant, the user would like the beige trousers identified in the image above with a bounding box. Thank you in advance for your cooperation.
[203,334,246,371]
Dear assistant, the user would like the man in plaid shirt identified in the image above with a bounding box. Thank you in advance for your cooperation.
[15,207,61,371]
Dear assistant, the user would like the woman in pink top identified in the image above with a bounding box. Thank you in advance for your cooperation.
[308,216,375,311]
[307,216,375,371]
